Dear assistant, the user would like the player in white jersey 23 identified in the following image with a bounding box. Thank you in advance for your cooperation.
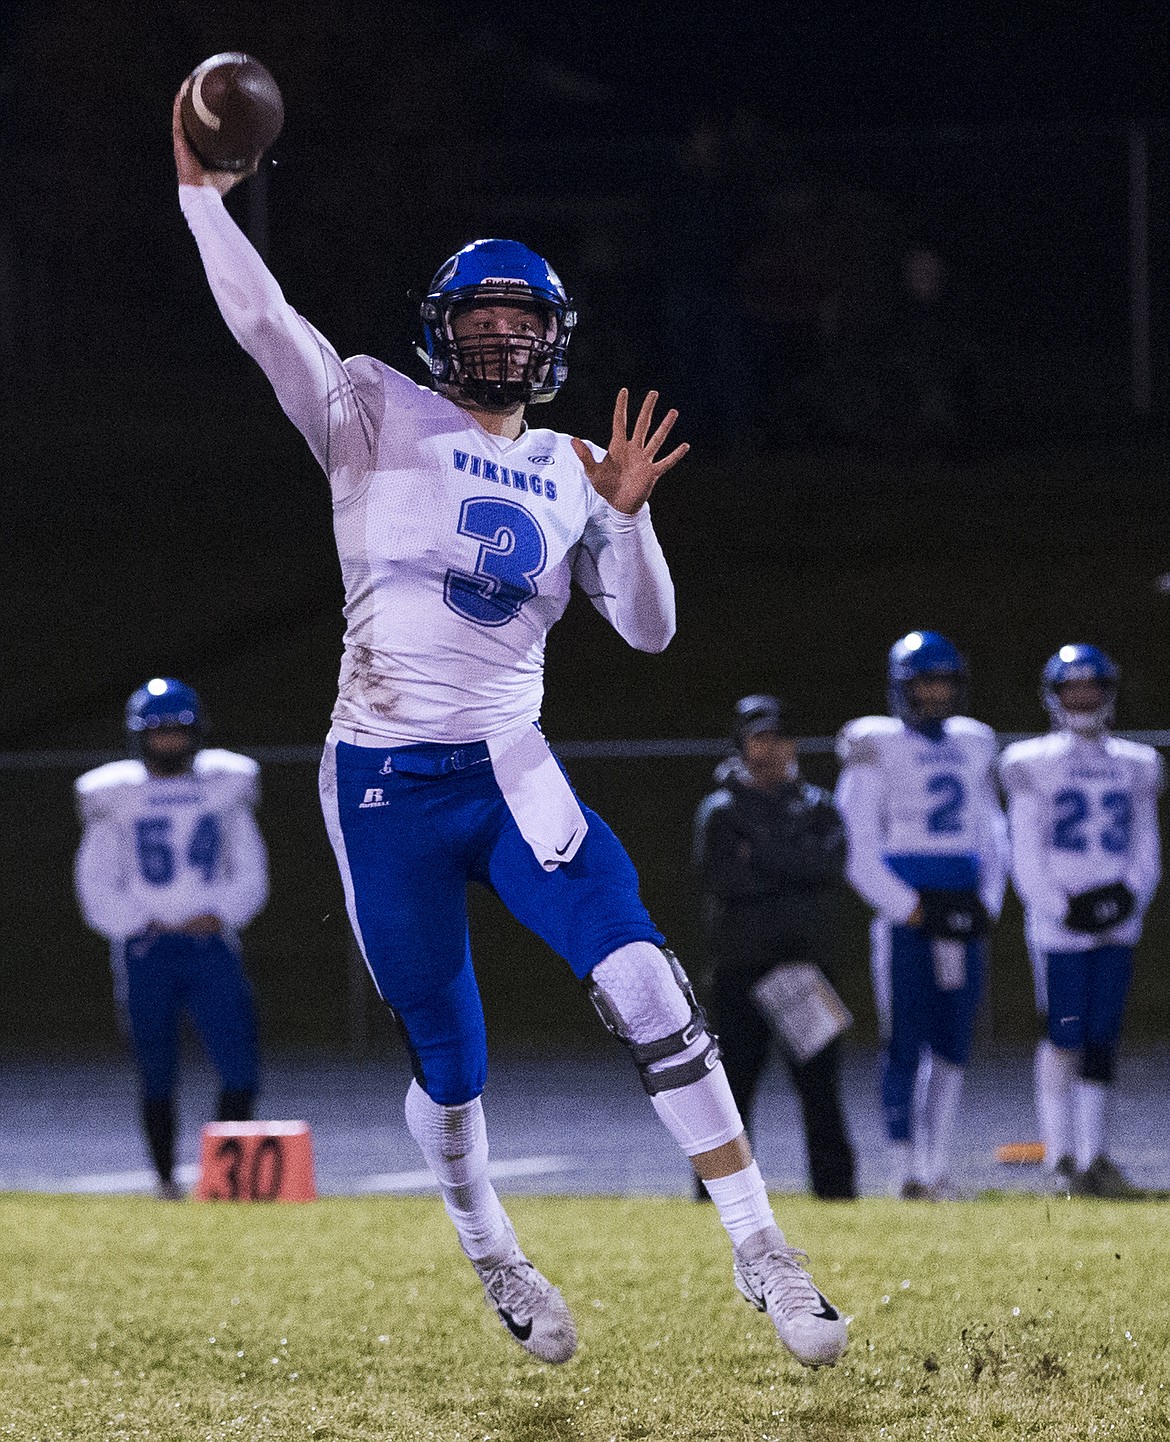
[172,92,846,1367]
[836,632,1007,1198]
[74,680,268,1199]
[999,645,1162,1197]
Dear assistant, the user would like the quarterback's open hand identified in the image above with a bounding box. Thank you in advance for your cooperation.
[572,389,689,516]
[172,89,254,196]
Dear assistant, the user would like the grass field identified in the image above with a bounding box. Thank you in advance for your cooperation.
[1,1193,1167,1440]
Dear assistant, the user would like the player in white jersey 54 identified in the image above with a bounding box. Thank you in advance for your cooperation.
[835,632,1007,1198]
[173,91,847,1368]
[74,679,268,1199]
[1000,645,1162,1197]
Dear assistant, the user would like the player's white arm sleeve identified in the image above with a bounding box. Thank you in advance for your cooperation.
[1124,759,1163,911]
[572,504,676,653]
[215,804,270,930]
[73,819,150,942]
[976,772,1010,918]
[833,764,920,922]
[1004,790,1068,923]
[178,185,373,478]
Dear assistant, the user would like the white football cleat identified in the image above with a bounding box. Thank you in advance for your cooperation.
[470,1228,577,1364]
[734,1225,847,1367]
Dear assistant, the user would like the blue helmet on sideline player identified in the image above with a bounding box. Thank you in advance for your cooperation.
[1042,644,1118,736]
[127,674,203,749]
[418,238,576,411]
[888,630,967,729]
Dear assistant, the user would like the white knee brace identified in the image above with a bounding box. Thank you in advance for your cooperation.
[589,942,742,1157]
[588,942,720,1095]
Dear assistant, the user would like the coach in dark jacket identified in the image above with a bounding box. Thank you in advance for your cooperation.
[693,694,856,1200]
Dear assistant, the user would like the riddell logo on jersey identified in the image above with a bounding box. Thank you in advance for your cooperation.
[359,788,389,808]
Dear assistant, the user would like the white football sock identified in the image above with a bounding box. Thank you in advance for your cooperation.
[922,1057,964,1187]
[909,1051,933,1183]
[1072,1079,1108,1173]
[404,1080,508,1262]
[701,1162,779,1248]
[888,1140,912,1193]
[1034,1040,1076,1169]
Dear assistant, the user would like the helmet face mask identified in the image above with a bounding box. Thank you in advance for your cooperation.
[443,294,560,410]
[905,674,961,722]
[140,725,200,775]
[1042,645,1117,737]
[418,240,575,411]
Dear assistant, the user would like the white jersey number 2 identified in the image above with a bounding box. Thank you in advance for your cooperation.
[926,773,966,834]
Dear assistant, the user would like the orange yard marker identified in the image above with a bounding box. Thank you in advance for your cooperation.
[995,1141,1046,1166]
[194,1121,317,1201]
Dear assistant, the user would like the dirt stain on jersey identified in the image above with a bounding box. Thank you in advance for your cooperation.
[344,643,400,720]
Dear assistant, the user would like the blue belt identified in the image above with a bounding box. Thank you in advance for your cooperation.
[383,740,492,777]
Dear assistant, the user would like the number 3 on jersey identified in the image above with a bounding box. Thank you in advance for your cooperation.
[135,814,222,886]
[444,498,547,627]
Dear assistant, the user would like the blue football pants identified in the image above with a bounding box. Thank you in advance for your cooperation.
[122,932,260,1102]
[880,922,985,1142]
[1045,945,1133,1053]
[321,738,664,1105]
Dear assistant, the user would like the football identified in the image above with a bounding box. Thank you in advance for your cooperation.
[179,52,284,173]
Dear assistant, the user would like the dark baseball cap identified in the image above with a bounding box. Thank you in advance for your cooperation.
[733,694,787,746]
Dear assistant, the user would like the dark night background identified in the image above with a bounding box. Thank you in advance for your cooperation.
[0,3,1167,1055]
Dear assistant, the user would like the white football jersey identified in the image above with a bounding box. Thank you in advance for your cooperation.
[999,731,1163,952]
[180,186,675,746]
[835,715,1007,923]
[74,749,269,941]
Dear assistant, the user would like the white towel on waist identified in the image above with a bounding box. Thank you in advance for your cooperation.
[487,725,588,870]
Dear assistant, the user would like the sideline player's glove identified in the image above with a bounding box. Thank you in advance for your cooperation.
[1064,882,1135,934]
[918,888,990,941]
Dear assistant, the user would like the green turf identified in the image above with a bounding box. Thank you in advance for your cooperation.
[0,1193,1167,1440]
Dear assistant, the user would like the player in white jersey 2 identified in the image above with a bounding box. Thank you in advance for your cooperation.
[836,632,1007,1198]
[999,645,1162,1197]
[172,93,846,1367]
[74,679,268,1199]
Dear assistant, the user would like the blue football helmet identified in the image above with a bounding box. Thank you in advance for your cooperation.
[1042,644,1117,735]
[888,630,967,726]
[417,238,575,411]
[126,678,203,736]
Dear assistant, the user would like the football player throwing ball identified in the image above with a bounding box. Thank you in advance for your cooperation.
[171,90,847,1368]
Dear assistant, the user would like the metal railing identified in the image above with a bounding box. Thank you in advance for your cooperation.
[5,731,1170,772]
